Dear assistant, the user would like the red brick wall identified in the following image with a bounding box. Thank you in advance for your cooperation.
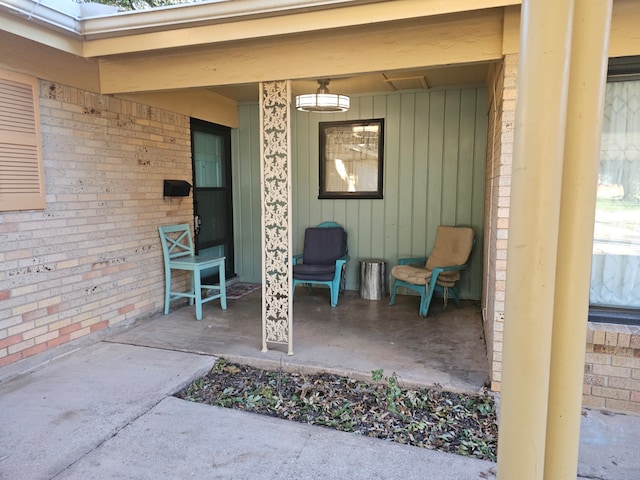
[0,80,193,367]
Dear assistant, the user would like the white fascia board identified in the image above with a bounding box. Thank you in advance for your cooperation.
[80,0,383,38]
[0,0,382,40]
[0,0,82,35]
[1,0,521,52]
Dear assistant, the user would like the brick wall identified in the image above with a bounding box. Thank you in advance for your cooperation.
[487,55,640,415]
[483,54,517,392]
[584,322,640,414]
[0,80,193,368]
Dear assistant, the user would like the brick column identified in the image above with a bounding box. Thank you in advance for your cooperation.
[484,54,517,392]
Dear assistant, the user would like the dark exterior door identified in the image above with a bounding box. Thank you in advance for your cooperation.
[190,118,234,281]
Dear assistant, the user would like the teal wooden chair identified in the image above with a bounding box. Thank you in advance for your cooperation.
[389,226,475,317]
[158,224,227,320]
[292,221,350,307]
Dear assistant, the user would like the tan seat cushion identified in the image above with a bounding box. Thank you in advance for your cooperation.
[391,265,432,285]
[391,265,459,287]
[391,226,474,288]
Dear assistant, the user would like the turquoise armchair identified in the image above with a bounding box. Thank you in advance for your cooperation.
[292,222,350,307]
[389,226,474,317]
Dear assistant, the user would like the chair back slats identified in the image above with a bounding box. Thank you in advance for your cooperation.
[159,224,195,260]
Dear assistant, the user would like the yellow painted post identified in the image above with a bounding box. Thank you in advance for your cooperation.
[496,0,574,478]
[545,1,613,478]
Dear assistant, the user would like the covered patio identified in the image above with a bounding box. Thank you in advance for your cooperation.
[108,287,490,393]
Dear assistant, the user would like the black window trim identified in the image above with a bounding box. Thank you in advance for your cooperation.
[588,55,640,326]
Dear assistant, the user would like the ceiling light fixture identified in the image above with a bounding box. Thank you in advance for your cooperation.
[295,79,350,113]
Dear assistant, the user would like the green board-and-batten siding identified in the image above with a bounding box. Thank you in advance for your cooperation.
[231,87,487,300]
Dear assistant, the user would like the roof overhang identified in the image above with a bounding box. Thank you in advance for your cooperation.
[0,0,521,57]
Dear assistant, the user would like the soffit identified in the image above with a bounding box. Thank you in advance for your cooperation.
[210,64,492,103]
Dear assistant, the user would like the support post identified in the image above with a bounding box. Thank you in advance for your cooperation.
[259,80,294,355]
[496,0,574,478]
[545,1,612,478]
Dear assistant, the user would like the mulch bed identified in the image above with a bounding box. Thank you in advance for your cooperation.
[175,358,498,462]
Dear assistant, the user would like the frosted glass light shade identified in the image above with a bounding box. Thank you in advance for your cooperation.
[295,79,350,112]
[296,93,350,112]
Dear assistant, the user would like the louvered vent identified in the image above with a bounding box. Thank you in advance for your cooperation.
[0,78,36,134]
[0,71,44,210]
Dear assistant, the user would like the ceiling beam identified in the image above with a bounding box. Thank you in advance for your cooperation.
[116,90,239,128]
[83,0,517,57]
[99,11,504,94]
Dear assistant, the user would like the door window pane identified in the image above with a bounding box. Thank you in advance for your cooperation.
[591,80,640,308]
[193,131,224,188]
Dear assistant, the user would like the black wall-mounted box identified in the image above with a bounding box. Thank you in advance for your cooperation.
[163,179,192,197]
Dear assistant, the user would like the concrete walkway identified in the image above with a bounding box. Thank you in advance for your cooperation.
[0,341,638,479]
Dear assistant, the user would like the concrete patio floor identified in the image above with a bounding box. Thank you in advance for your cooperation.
[3,287,640,479]
[108,287,491,393]
[104,287,640,479]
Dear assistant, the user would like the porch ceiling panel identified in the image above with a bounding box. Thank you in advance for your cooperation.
[97,11,504,95]
[204,62,490,106]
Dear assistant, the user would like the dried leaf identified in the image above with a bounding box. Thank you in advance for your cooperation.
[175,358,498,462]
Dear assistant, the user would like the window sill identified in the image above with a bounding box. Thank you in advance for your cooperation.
[588,307,640,326]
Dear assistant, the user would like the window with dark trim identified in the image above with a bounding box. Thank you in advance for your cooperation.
[589,56,640,325]
[318,118,384,199]
[0,68,45,212]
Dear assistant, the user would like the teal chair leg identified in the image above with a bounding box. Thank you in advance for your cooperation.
[419,278,439,317]
[389,279,398,306]
[194,269,203,321]
[330,284,339,307]
[418,288,427,317]
[219,270,227,310]
[448,287,461,307]
[292,279,340,307]
[163,266,171,315]
[390,278,437,317]
[188,271,195,306]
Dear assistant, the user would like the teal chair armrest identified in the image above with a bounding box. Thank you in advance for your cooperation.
[398,256,427,266]
[292,253,303,266]
[333,255,350,280]
[334,255,350,293]
[335,254,350,267]
[431,263,468,275]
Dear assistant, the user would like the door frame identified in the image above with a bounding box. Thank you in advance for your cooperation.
[190,117,235,280]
